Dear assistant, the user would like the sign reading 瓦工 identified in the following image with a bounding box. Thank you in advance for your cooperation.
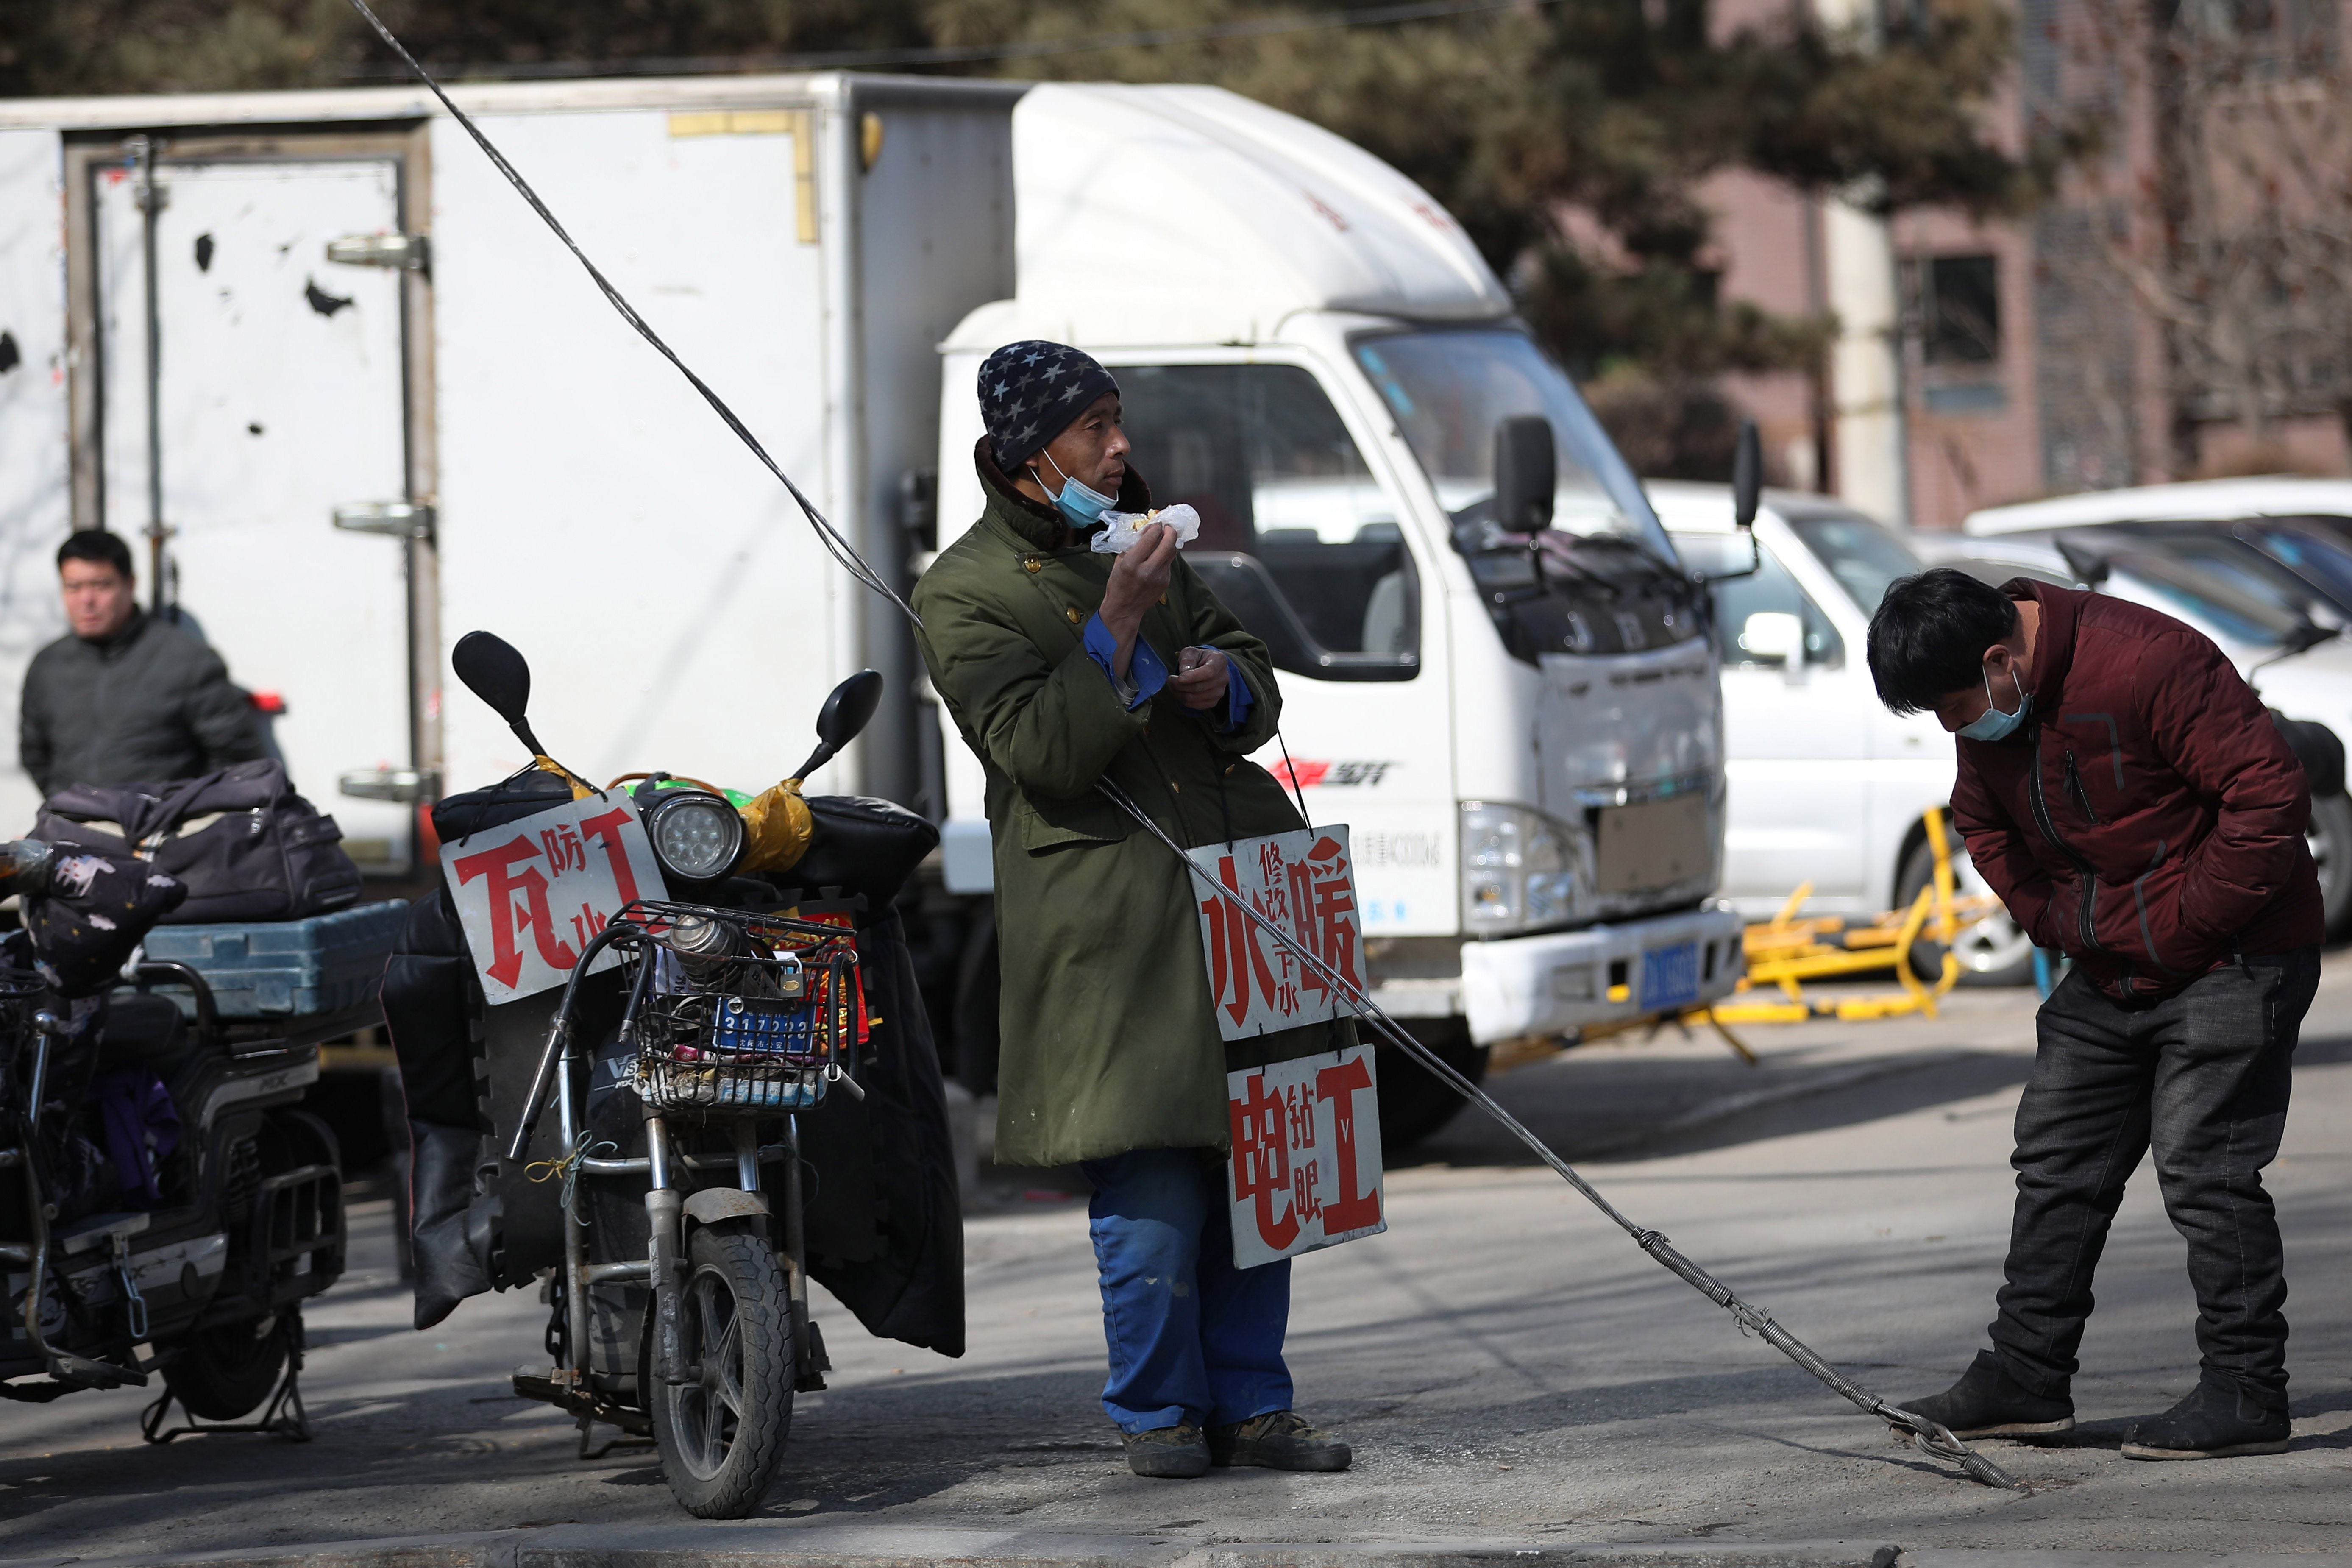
[1227,1044,1385,1268]
[439,792,668,1003]
[1186,826,1364,1040]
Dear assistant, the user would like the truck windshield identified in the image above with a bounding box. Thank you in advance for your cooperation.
[1350,329,1674,560]
[1116,361,1418,681]
[1783,513,1926,617]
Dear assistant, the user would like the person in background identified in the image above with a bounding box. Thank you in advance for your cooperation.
[19,530,264,797]
[1868,567,2321,1461]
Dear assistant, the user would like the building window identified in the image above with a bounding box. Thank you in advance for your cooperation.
[1915,254,2001,365]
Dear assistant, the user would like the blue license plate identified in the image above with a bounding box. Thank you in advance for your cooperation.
[1641,940,1701,1011]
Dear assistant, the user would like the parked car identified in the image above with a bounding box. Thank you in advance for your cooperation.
[1648,483,2033,984]
[1913,525,2352,937]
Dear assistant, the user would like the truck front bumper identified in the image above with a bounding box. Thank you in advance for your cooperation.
[1457,903,1747,1044]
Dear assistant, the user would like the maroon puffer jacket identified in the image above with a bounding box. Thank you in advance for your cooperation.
[1951,581,2324,1001]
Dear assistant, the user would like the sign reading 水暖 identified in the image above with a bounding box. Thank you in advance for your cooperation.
[1187,827,1363,1041]
[439,792,667,1003]
[1226,1044,1385,1268]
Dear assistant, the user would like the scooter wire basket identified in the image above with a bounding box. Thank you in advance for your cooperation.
[619,903,863,1115]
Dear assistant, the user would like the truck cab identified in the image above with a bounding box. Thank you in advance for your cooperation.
[927,86,1745,1139]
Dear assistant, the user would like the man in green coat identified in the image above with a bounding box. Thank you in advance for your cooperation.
[913,340,1355,1480]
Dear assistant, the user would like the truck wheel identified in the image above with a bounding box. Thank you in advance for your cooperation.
[2310,791,2352,939]
[1897,838,2033,988]
[646,1224,794,1518]
[1374,1017,1489,1152]
[159,1313,289,1421]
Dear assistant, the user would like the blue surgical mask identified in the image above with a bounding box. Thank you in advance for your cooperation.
[1035,451,1117,527]
[1958,666,2031,742]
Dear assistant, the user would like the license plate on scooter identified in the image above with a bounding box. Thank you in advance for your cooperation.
[1641,940,1701,1011]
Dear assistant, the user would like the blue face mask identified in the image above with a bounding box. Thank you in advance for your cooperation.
[1035,451,1117,527]
[1958,666,2031,742]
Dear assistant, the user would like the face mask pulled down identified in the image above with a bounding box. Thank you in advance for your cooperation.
[1033,450,1119,527]
[1959,665,2032,742]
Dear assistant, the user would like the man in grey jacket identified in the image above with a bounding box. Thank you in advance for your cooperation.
[19,531,264,796]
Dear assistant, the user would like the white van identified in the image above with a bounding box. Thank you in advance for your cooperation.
[1645,483,2033,983]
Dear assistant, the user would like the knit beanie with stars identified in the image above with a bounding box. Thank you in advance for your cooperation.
[979,340,1120,474]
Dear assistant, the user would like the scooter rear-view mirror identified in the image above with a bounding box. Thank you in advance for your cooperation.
[453,629,550,757]
[793,668,885,781]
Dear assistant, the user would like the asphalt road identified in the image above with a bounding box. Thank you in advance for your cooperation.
[6,968,2350,1562]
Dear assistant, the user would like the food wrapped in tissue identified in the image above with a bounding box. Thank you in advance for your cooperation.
[1091,504,1202,555]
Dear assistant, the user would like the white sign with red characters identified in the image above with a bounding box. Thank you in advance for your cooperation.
[1226,1044,1385,1269]
[438,793,668,1003]
[1187,826,1364,1041]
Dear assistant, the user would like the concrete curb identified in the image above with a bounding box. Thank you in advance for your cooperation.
[0,1526,1904,1568]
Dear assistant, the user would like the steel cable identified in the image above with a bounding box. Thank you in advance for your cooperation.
[1094,777,2021,1491]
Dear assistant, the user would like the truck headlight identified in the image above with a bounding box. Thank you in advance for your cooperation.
[1461,801,1585,936]
[644,790,747,885]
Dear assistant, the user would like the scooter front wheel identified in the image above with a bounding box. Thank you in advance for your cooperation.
[647,1224,794,1517]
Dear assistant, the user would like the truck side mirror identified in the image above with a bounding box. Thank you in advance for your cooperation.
[1493,416,1556,532]
[2055,536,2110,590]
[452,629,550,757]
[1740,610,1806,670]
[1732,419,1762,532]
[793,668,885,781]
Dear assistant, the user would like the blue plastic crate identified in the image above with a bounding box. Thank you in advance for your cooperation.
[141,900,409,1019]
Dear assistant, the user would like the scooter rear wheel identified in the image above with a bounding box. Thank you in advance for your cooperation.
[160,1313,288,1420]
[646,1224,794,1518]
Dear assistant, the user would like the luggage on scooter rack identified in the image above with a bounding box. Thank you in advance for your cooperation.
[0,839,353,1438]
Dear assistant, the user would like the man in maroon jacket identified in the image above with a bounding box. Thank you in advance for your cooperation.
[1868,568,2322,1460]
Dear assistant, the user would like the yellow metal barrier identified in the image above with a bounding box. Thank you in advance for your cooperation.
[1713,806,1999,1025]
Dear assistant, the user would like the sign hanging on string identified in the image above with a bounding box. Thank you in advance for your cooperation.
[1188,826,1364,1041]
[1227,1044,1385,1268]
[439,791,667,1003]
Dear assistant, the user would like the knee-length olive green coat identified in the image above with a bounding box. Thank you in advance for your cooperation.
[913,446,1351,1167]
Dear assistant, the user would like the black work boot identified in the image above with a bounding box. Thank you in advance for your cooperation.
[2121,1376,2291,1460]
[1208,1409,1352,1471]
[1121,1422,1210,1478]
[1897,1349,2075,1438]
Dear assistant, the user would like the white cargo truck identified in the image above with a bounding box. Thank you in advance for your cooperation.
[0,74,1745,1140]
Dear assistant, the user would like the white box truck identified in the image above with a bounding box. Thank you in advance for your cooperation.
[0,73,1745,1140]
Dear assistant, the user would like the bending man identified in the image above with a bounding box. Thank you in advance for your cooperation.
[1869,568,2321,1460]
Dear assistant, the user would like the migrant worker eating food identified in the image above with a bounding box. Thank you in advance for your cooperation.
[911,340,1355,1479]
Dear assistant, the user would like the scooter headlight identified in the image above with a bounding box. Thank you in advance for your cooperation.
[643,791,746,885]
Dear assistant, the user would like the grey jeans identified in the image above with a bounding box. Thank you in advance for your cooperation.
[1990,947,2320,1407]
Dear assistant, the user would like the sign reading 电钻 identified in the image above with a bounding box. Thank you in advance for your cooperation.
[1227,1044,1385,1268]
[439,792,668,1003]
[1191,826,1385,1267]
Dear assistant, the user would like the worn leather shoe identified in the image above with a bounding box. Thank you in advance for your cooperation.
[2121,1376,2291,1460]
[1897,1349,2075,1438]
[1208,1409,1353,1471]
[1121,1423,1211,1478]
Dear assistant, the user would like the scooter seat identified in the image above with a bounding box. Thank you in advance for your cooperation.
[98,993,191,1070]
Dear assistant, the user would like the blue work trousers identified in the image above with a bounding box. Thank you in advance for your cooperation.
[1080,1147,1293,1434]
